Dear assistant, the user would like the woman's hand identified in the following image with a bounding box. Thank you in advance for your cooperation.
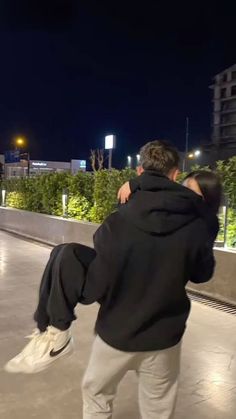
[117,181,131,204]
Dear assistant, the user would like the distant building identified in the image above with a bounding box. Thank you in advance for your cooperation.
[4,158,86,178]
[0,154,4,178]
[209,64,236,160]
[0,154,4,165]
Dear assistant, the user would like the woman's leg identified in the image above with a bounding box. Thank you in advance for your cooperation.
[5,243,96,374]
[34,244,66,331]
[34,243,96,331]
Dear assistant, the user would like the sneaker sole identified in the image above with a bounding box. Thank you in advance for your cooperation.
[4,340,74,374]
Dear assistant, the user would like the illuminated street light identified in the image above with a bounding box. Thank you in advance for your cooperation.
[14,136,30,177]
[127,155,132,168]
[16,137,25,147]
[136,154,140,165]
[188,150,201,160]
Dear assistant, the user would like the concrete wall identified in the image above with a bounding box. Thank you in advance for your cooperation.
[0,207,98,247]
[0,207,236,305]
[187,248,236,306]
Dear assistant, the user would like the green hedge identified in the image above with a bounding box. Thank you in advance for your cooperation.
[218,208,236,248]
[1,169,135,223]
[90,168,136,222]
[1,158,236,247]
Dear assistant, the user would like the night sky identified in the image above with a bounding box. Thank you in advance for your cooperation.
[0,1,236,167]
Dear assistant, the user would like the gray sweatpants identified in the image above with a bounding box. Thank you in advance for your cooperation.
[82,335,181,419]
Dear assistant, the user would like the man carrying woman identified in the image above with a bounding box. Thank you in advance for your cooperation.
[5,140,222,419]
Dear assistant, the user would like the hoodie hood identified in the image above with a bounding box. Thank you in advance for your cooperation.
[119,171,218,236]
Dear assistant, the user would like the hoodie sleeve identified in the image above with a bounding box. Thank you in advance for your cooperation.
[189,226,215,284]
[130,176,140,193]
[81,213,118,304]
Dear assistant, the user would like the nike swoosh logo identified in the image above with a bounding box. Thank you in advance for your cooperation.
[50,338,71,357]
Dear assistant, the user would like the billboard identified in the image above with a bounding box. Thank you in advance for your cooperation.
[4,150,20,163]
[105,135,116,149]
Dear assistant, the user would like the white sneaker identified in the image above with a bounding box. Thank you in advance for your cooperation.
[4,326,73,374]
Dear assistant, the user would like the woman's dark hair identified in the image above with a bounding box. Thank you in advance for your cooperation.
[184,170,222,214]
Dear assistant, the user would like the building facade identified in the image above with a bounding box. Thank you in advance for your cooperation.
[211,64,236,159]
[0,154,4,179]
[4,158,86,178]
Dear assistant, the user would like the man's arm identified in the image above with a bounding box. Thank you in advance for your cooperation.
[129,176,140,193]
[117,177,140,204]
[189,233,215,284]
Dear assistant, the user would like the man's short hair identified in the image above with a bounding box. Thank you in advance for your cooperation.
[139,140,180,176]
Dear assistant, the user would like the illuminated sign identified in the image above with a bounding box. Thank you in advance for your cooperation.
[105,135,116,150]
[32,162,47,167]
[79,160,86,169]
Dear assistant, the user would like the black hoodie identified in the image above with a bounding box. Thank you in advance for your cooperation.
[83,172,218,352]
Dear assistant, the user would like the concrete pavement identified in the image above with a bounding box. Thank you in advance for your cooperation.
[1,230,236,418]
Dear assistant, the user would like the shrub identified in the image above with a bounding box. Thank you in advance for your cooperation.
[216,208,236,247]
[6,191,26,209]
[90,169,136,223]
[67,194,91,221]
[216,157,236,210]
[1,160,236,247]
[226,209,236,247]
[69,172,94,205]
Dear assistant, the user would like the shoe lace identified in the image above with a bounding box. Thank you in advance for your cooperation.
[22,328,55,357]
[25,328,41,339]
[26,327,56,340]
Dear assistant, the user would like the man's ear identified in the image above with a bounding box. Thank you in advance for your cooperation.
[168,168,179,181]
[173,169,180,182]
[136,166,144,176]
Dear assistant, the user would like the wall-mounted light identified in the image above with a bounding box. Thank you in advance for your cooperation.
[62,188,68,218]
[1,188,6,207]
[222,202,228,248]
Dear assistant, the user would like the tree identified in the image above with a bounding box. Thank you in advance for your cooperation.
[90,149,96,172]
[97,149,104,170]
[90,149,105,172]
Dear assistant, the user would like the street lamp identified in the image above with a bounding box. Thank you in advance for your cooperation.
[1,188,6,207]
[62,188,68,218]
[182,116,189,172]
[188,150,201,160]
[136,154,140,165]
[105,135,116,170]
[16,137,25,148]
[194,150,201,157]
[127,155,132,168]
[183,149,201,171]
[222,195,229,248]
[14,136,30,177]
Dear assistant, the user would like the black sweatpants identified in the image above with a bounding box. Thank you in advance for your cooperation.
[34,243,96,332]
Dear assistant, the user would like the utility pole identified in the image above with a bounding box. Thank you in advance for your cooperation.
[108,149,112,170]
[27,152,30,177]
[183,117,189,172]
